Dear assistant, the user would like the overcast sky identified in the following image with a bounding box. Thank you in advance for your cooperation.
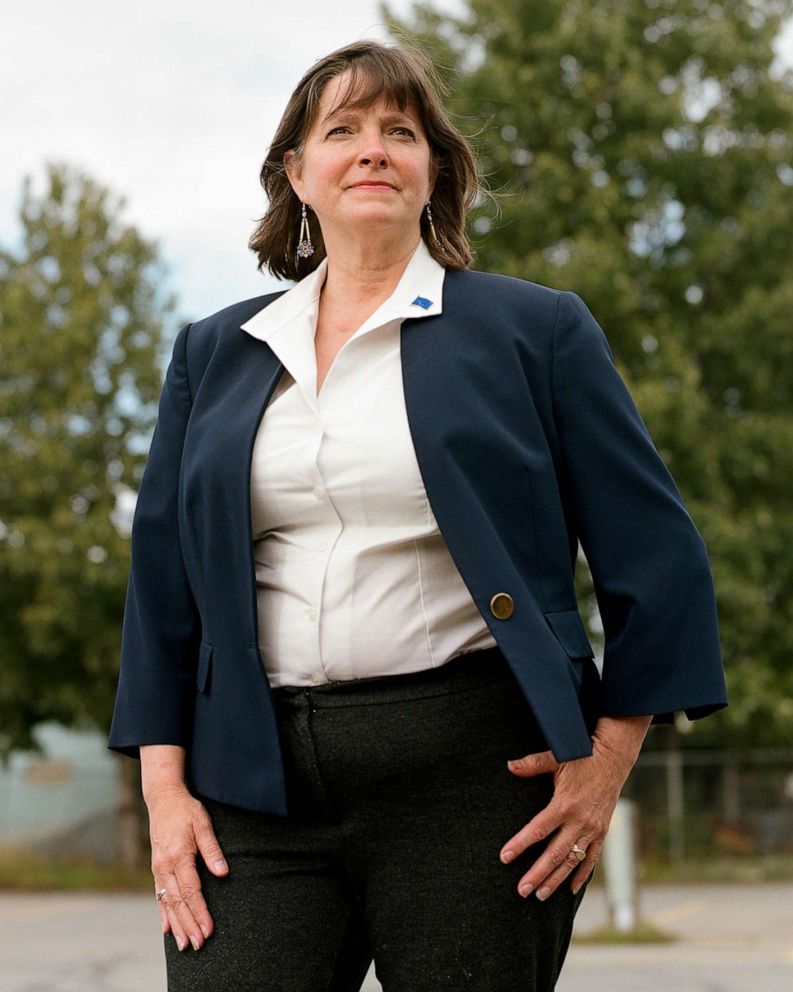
[4,1,791,329]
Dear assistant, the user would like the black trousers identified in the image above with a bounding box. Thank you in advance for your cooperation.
[165,646,594,991]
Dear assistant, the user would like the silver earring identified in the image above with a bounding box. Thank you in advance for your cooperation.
[296,202,315,259]
[426,201,440,246]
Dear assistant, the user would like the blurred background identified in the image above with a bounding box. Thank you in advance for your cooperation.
[1,1,793,988]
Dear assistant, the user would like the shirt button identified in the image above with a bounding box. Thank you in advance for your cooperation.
[306,607,317,621]
[312,486,323,499]
[309,673,322,685]
[317,541,327,551]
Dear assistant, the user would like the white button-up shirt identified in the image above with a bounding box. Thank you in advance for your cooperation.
[240,236,497,687]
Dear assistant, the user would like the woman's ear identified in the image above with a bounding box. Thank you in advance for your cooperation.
[283,149,302,197]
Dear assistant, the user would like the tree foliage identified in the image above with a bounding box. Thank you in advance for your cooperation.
[0,162,177,756]
[383,0,793,745]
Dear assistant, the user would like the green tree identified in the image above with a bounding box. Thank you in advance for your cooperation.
[0,162,180,861]
[384,0,793,746]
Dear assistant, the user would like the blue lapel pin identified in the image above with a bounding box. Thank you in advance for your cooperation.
[411,295,433,310]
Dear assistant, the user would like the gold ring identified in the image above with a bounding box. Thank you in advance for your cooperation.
[156,888,167,901]
[571,843,587,862]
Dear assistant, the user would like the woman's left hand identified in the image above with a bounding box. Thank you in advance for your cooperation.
[499,714,652,899]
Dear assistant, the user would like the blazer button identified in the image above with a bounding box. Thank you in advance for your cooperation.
[489,592,514,620]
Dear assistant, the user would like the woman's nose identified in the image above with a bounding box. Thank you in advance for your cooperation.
[356,132,389,165]
[358,151,388,167]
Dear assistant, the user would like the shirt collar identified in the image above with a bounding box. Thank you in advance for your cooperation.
[240,236,445,343]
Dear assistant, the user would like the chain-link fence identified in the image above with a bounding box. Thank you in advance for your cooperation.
[623,742,793,862]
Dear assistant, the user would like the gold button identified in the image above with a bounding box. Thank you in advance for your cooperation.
[489,592,514,620]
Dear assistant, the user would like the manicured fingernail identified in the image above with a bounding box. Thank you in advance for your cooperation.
[536,886,550,901]
[214,860,228,872]
[200,923,210,939]
[176,937,184,951]
[519,883,532,897]
[507,759,522,769]
[501,849,514,863]
[190,934,200,951]
[572,883,581,895]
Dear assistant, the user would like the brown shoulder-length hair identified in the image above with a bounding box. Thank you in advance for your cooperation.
[248,38,486,282]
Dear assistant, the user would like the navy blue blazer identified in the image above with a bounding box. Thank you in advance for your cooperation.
[108,268,728,815]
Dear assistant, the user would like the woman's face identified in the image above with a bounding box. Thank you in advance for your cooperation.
[284,69,437,248]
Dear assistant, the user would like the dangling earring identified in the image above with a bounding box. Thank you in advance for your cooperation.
[296,202,314,259]
[426,200,440,247]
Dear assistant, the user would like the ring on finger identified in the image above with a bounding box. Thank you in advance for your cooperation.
[156,888,167,902]
[570,842,587,863]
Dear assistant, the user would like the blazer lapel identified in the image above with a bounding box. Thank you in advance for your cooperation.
[399,289,580,703]
[182,328,286,667]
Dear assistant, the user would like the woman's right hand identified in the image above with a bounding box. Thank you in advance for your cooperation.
[146,787,229,952]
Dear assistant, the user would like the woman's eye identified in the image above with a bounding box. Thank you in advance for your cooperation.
[327,126,415,137]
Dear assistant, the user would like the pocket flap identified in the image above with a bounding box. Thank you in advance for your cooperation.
[543,609,594,659]
[197,639,213,693]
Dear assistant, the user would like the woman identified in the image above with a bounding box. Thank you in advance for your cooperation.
[109,39,728,991]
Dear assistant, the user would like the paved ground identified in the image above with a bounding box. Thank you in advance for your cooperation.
[1,883,791,990]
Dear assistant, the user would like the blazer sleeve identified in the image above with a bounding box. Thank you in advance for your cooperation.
[108,322,201,758]
[551,290,728,724]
